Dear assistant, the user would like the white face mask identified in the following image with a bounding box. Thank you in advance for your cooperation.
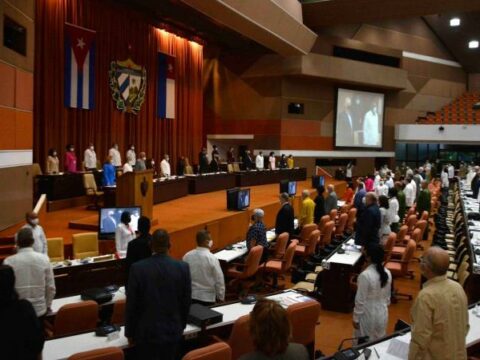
[90,146,94,151]
[30,218,39,226]
[53,152,57,157]
[362,197,366,205]
[131,147,135,151]
[70,148,74,152]
[151,161,155,166]
[208,240,213,248]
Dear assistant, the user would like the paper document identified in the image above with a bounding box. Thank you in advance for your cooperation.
[386,338,410,359]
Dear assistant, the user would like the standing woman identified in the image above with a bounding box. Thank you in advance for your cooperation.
[388,187,400,233]
[353,244,392,342]
[46,148,59,174]
[441,166,449,192]
[102,155,116,186]
[268,152,276,170]
[115,211,136,253]
[64,144,77,173]
[378,195,392,244]
[346,162,354,182]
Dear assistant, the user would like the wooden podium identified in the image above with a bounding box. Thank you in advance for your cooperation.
[116,170,153,220]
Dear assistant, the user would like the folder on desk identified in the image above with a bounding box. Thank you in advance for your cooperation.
[188,304,223,328]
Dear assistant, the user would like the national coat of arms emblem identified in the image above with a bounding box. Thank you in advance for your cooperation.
[109,58,146,114]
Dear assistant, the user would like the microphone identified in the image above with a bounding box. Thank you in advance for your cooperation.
[337,336,370,351]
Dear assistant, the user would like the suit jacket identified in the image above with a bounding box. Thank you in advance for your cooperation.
[472,175,480,199]
[355,204,381,247]
[199,153,209,173]
[314,195,326,223]
[353,189,366,218]
[125,254,191,344]
[244,155,253,170]
[337,111,354,145]
[275,203,294,236]
[416,189,431,217]
[125,234,152,288]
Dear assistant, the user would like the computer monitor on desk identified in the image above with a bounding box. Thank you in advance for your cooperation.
[98,206,141,239]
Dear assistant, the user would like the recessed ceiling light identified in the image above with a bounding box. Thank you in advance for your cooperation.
[450,17,460,27]
[469,40,479,49]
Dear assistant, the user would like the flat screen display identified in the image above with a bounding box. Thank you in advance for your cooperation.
[335,88,384,149]
[99,207,141,235]
[237,189,250,210]
[288,181,297,196]
[312,175,325,189]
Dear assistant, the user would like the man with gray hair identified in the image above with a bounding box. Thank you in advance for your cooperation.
[324,184,338,214]
[246,208,269,262]
[409,246,469,360]
[354,192,380,247]
[4,227,55,318]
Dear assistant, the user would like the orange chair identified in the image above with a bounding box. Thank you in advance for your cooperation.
[270,232,289,259]
[295,230,320,260]
[68,347,124,360]
[395,225,408,245]
[318,215,330,234]
[392,228,420,259]
[345,208,357,234]
[224,315,254,360]
[110,299,125,326]
[226,246,263,294]
[329,209,338,222]
[405,214,418,235]
[383,232,396,262]
[319,221,335,249]
[386,239,416,280]
[263,240,298,288]
[47,300,99,337]
[334,213,348,239]
[287,301,321,349]
[294,223,318,243]
[182,342,232,360]
[420,211,429,221]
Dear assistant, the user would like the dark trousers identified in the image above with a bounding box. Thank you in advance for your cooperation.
[191,299,214,307]
[134,341,179,360]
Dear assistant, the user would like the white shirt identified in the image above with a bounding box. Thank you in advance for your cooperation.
[123,163,133,174]
[16,223,48,255]
[109,148,122,167]
[379,207,392,236]
[183,247,225,303]
[385,178,394,189]
[375,184,389,197]
[84,148,97,169]
[269,156,276,170]
[255,154,264,169]
[115,223,135,252]
[410,179,417,200]
[373,174,381,189]
[405,182,416,207]
[126,149,136,166]
[346,166,353,178]
[363,110,379,146]
[4,248,56,316]
[467,170,476,185]
[441,171,449,188]
[448,165,455,179]
[353,264,391,341]
[388,197,400,223]
[160,159,171,177]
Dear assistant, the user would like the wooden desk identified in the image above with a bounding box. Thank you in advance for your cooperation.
[186,173,236,194]
[37,172,103,201]
[53,259,126,298]
[234,168,307,187]
[153,177,189,203]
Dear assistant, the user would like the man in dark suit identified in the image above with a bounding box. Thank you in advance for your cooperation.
[125,229,191,360]
[125,216,152,288]
[198,147,209,174]
[337,96,355,146]
[354,192,381,247]
[101,210,116,233]
[243,150,254,170]
[353,182,367,219]
[274,193,294,238]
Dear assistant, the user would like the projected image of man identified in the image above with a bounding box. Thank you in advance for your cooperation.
[363,100,380,146]
[337,96,355,145]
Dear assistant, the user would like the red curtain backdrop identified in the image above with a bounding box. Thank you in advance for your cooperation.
[34,0,203,171]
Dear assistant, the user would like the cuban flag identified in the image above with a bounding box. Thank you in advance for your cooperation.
[157,53,175,119]
[64,23,96,110]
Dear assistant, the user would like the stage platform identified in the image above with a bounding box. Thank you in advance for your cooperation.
[1,178,346,259]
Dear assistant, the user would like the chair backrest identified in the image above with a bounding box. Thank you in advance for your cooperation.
[299,223,318,243]
[233,163,241,172]
[414,220,427,240]
[227,314,254,360]
[397,225,408,243]
[54,300,99,337]
[185,165,194,174]
[68,347,124,360]
[318,215,330,233]
[405,206,416,219]
[183,342,232,360]
[321,221,335,247]
[287,301,321,345]
[405,214,417,232]
[47,237,65,261]
[305,230,320,256]
[32,163,43,177]
[283,240,298,271]
[346,208,357,231]
[110,299,126,326]
[227,164,234,173]
[72,232,99,259]
[329,208,338,221]
[83,173,98,195]
[383,233,396,262]
[335,213,348,236]
[411,228,422,245]
[400,240,416,274]
[273,232,289,259]
[242,245,263,279]
[420,210,429,221]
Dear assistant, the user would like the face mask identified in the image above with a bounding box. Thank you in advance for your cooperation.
[362,197,366,205]
[70,148,74,152]
[143,157,147,161]
[53,152,57,157]
[90,146,94,151]
[151,161,155,166]
[131,147,135,151]
[30,218,39,225]
[208,240,213,248]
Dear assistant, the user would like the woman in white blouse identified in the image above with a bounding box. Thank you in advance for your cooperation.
[353,244,392,342]
[115,211,135,253]
[268,152,276,170]
[378,195,392,244]
[388,187,400,233]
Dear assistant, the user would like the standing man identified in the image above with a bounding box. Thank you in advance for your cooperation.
[324,184,338,215]
[404,176,416,211]
[354,192,381,247]
[198,147,209,174]
[126,229,191,360]
[448,163,455,182]
[5,228,56,318]
[160,154,171,177]
[108,143,122,167]
[126,144,136,168]
[409,247,469,360]
[183,230,225,306]
[135,152,147,171]
[255,151,264,170]
[125,216,152,288]
[210,145,220,172]
[84,142,97,171]
[337,96,355,145]
[244,150,254,170]
[395,181,407,223]
[353,182,367,219]
[416,180,431,240]
[274,193,295,239]
[299,190,315,227]
[363,101,379,146]
[16,212,47,255]
[226,147,235,164]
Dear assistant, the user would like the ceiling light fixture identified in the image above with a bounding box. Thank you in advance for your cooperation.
[469,40,479,49]
[449,17,460,27]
